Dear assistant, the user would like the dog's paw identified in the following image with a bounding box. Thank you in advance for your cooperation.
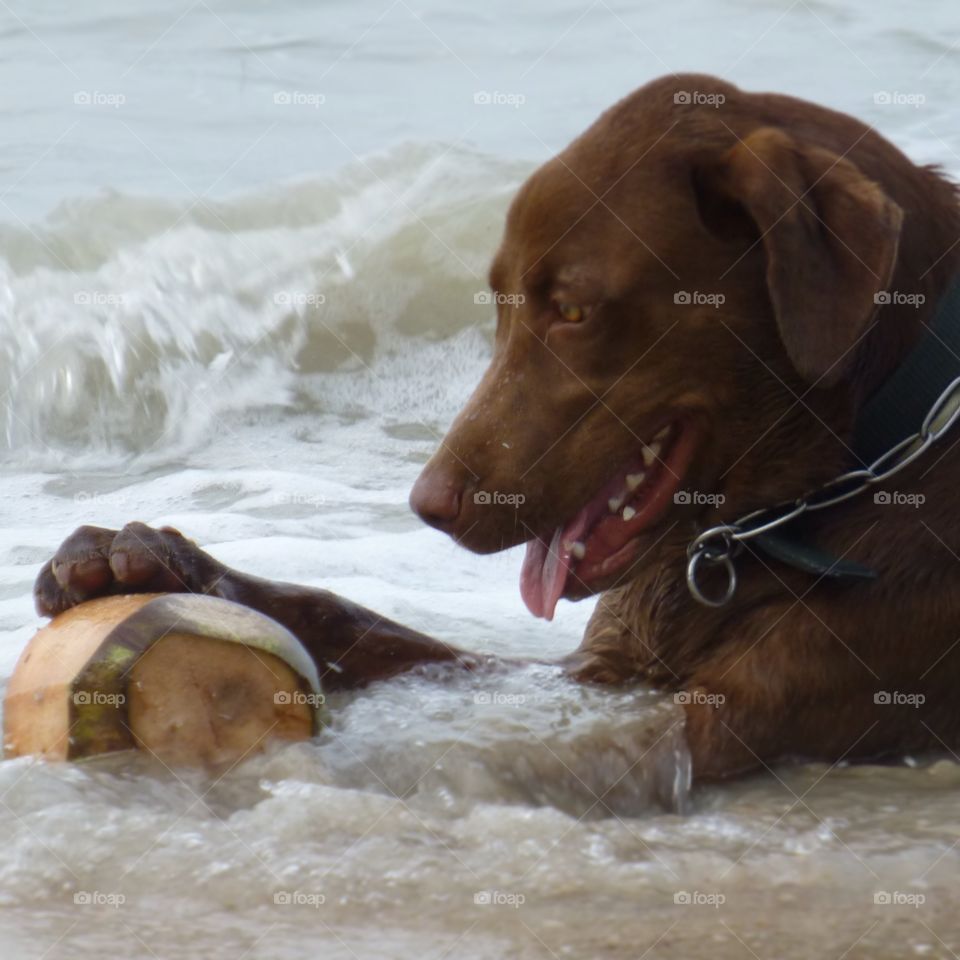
[34,522,224,617]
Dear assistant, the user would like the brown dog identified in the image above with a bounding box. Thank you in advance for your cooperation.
[35,74,960,782]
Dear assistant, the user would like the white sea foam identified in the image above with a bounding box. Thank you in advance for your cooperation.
[0,143,528,464]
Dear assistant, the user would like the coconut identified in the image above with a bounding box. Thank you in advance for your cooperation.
[3,593,324,768]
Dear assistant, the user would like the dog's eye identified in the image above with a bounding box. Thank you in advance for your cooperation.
[556,302,584,324]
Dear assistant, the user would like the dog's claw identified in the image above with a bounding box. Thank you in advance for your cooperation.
[34,522,226,618]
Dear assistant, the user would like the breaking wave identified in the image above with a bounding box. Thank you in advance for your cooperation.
[0,143,530,463]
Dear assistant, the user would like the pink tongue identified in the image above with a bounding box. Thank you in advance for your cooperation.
[520,528,569,620]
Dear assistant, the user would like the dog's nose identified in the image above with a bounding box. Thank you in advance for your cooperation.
[409,468,462,531]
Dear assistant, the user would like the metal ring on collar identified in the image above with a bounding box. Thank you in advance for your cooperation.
[686,549,737,607]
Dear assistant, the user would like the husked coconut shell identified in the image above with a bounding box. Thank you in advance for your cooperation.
[3,594,324,768]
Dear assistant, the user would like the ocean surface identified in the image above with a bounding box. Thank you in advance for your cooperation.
[0,1,959,957]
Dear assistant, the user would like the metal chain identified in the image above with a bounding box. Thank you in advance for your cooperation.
[686,373,960,607]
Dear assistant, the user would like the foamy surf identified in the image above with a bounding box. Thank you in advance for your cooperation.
[0,143,529,465]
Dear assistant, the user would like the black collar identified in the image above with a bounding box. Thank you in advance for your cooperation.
[751,276,960,582]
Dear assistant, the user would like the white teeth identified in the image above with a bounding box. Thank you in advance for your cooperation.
[563,539,586,559]
[622,506,637,521]
[654,425,671,442]
[608,496,623,513]
[641,442,661,467]
[626,472,646,491]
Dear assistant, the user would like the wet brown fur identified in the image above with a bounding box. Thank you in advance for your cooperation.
[37,75,960,782]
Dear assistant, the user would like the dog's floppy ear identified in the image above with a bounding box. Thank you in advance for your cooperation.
[695,127,903,386]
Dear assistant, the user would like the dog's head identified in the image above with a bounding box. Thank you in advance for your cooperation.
[410,74,905,619]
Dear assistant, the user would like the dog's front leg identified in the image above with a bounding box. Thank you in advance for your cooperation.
[34,522,489,691]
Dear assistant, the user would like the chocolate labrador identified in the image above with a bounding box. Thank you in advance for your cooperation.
[35,74,960,782]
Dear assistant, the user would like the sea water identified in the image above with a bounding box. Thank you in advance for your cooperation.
[0,1,958,956]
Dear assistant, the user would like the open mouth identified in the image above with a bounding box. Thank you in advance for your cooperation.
[520,420,700,620]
